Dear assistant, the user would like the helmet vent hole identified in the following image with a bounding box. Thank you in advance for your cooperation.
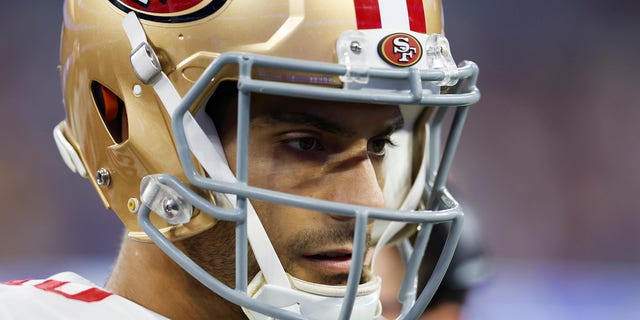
[91,81,129,144]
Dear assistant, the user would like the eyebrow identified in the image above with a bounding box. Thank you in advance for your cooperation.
[255,111,405,137]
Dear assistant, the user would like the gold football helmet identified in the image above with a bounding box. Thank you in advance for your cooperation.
[54,0,480,318]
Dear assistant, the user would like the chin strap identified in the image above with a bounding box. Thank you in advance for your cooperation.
[371,116,430,272]
[244,272,383,320]
[122,11,298,314]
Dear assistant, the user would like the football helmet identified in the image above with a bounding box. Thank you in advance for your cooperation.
[54,0,480,319]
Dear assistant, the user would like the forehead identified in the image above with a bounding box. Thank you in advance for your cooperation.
[249,93,403,130]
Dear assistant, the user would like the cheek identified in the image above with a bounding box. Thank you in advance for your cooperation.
[246,137,329,192]
[247,147,304,193]
[251,200,307,255]
[246,143,305,246]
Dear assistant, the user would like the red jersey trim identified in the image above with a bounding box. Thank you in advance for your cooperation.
[35,280,112,302]
[4,279,30,285]
[5,279,112,303]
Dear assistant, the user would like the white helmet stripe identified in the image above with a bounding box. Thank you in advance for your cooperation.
[378,0,410,30]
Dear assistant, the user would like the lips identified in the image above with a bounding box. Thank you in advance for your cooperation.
[307,251,352,260]
[301,248,355,275]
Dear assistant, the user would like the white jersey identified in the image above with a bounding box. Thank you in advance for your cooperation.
[0,272,168,319]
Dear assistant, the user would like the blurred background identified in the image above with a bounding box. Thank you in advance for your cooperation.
[1,1,639,319]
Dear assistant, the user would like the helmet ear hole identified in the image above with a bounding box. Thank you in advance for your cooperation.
[91,81,129,144]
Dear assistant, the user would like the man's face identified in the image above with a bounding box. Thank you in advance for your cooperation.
[214,92,403,286]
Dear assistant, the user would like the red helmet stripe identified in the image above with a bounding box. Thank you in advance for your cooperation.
[354,0,382,29]
[405,0,427,33]
[355,0,427,33]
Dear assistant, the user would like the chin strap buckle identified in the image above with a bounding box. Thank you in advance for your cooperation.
[130,42,162,85]
[123,12,162,85]
[337,30,371,85]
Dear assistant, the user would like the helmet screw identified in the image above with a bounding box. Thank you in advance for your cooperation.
[127,197,140,213]
[163,199,180,218]
[95,168,111,187]
[350,41,362,54]
[133,84,142,97]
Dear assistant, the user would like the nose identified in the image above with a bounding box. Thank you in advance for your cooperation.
[324,153,386,211]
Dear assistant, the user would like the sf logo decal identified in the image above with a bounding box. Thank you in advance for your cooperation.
[133,0,167,5]
[378,33,423,67]
[116,0,205,14]
[112,0,224,22]
[393,37,418,62]
[134,0,167,5]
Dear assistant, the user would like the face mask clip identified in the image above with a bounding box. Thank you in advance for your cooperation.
[425,34,458,86]
[141,175,193,225]
[337,31,371,85]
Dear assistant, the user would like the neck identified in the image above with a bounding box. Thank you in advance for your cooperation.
[105,232,247,319]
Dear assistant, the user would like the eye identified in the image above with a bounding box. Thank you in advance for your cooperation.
[284,137,324,152]
[368,137,396,156]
